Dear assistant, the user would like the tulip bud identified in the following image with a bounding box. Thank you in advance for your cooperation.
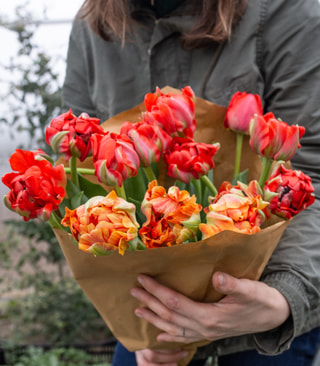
[224,92,263,134]
[249,112,305,161]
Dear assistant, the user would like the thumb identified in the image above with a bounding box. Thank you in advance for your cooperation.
[212,271,244,296]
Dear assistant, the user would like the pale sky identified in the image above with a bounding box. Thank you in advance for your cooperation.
[0,0,84,215]
[0,0,84,155]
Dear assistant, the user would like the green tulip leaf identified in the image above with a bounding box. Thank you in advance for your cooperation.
[78,174,108,198]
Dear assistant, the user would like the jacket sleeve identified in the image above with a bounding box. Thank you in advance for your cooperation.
[252,0,320,354]
[62,20,97,117]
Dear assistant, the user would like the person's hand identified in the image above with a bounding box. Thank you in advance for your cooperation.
[135,348,189,366]
[130,272,290,344]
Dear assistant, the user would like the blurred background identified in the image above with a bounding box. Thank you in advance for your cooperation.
[1,1,320,366]
[0,1,116,365]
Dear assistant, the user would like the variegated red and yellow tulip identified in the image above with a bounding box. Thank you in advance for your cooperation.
[263,164,315,219]
[139,180,202,248]
[61,191,140,255]
[163,137,220,184]
[224,91,263,134]
[249,112,305,161]
[120,120,172,167]
[199,180,269,238]
[1,86,316,260]
[90,132,140,187]
[143,86,196,138]
[2,149,66,221]
[45,109,105,161]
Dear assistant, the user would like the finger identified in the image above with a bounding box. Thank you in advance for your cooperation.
[136,348,189,365]
[157,332,201,344]
[212,271,251,298]
[131,286,199,333]
[134,305,198,341]
[136,275,204,319]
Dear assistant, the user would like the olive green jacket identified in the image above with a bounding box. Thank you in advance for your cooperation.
[62,0,320,357]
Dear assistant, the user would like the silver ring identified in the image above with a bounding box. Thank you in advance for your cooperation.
[182,327,186,337]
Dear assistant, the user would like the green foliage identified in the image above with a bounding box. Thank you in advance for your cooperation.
[1,224,109,345]
[6,347,110,366]
[0,6,62,153]
[4,278,110,345]
[0,7,112,350]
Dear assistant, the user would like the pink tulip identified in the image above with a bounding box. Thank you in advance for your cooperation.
[224,92,263,134]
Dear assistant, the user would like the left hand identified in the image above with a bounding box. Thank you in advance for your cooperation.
[130,272,290,344]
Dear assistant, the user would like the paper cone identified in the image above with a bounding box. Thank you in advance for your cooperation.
[54,217,290,365]
[55,87,290,365]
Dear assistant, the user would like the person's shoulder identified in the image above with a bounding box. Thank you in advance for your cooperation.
[262,0,320,24]
[70,17,90,36]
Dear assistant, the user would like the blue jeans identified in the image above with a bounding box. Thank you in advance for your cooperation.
[111,342,207,366]
[112,327,320,366]
[218,326,320,366]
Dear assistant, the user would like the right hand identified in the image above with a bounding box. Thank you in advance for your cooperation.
[135,348,189,366]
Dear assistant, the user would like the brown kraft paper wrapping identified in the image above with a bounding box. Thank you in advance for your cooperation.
[55,87,291,365]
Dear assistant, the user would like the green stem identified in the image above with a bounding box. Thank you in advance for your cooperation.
[143,166,157,182]
[70,156,79,187]
[64,167,95,175]
[115,185,127,200]
[233,133,243,180]
[200,175,218,197]
[191,179,202,204]
[48,211,64,230]
[259,156,273,188]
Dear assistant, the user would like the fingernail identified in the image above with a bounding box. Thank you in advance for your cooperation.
[218,273,226,286]
[137,275,145,285]
[135,310,143,318]
[130,289,138,298]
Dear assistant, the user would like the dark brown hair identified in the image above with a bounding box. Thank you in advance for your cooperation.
[78,0,248,48]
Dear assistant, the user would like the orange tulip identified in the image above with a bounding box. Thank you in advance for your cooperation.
[200,180,269,239]
[61,191,139,255]
[139,180,202,248]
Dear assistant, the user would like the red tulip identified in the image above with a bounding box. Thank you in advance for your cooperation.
[249,112,305,161]
[139,180,202,248]
[120,120,172,167]
[224,91,263,134]
[45,109,105,161]
[263,164,315,219]
[163,137,220,184]
[143,86,196,138]
[90,132,140,187]
[2,149,66,221]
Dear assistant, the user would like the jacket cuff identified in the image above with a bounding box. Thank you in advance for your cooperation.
[253,271,307,354]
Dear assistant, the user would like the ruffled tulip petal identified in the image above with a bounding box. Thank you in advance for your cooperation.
[263,164,315,219]
[139,180,202,248]
[2,150,66,222]
[249,112,305,161]
[62,191,139,255]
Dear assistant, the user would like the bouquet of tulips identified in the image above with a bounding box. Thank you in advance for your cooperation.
[2,86,315,365]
